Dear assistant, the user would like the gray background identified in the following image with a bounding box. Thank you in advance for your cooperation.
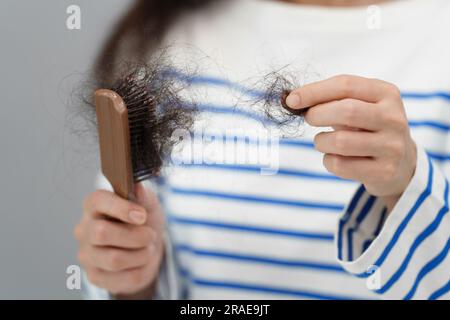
[0,0,132,299]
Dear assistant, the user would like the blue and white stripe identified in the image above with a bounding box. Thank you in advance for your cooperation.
[154,72,450,300]
[84,68,450,300]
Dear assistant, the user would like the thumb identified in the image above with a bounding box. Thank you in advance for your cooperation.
[134,182,159,215]
[134,182,164,232]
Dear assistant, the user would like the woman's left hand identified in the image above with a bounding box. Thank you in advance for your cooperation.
[285,75,417,212]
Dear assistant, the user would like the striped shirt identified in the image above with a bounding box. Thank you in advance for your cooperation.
[84,0,450,300]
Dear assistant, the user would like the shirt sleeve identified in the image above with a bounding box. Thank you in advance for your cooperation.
[81,175,182,300]
[336,145,450,300]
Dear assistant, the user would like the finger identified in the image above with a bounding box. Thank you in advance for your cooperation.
[84,267,105,288]
[304,98,380,131]
[286,75,393,109]
[134,182,159,214]
[83,246,154,272]
[88,220,157,249]
[84,190,147,225]
[85,266,154,295]
[332,125,357,131]
[322,154,377,181]
[74,223,83,242]
[314,130,381,157]
[134,183,164,234]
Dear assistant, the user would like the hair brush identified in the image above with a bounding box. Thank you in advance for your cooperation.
[94,65,196,200]
[92,63,308,200]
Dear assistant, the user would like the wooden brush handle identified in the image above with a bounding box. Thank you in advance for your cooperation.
[95,89,134,200]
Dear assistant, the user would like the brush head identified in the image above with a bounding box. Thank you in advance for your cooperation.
[112,72,161,183]
[94,63,197,198]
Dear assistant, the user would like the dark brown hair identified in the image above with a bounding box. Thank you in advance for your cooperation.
[94,0,220,84]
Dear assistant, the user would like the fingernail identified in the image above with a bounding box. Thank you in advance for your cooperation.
[286,93,301,108]
[129,210,146,224]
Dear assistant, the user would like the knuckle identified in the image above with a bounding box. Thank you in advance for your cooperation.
[89,190,104,207]
[387,83,401,99]
[85,190,107,214]
[398,119,409,132]
[83,191,99,214]
[103,192,118,214]
[93,221,108,244]
[337,75,355,96]
[394,115,409,132]
[386,139,405,158]
[342,101,359,125]
[379,110,392,124]
[108,251,124,270]
[333,131,348,152]
[382,111,408,131]
[141,228,155,246]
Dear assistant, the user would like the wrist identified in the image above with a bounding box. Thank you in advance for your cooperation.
[381,139,417,213]
[380,193,401,213]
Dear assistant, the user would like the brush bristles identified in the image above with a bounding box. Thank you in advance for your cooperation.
[112,72,161,181]
[110,64,197,182]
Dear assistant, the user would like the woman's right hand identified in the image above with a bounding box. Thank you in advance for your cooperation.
[74,183,165,299]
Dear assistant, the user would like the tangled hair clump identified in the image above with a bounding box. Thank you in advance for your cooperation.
[79,58,198,180]
[71,56,312,181]
[245,67,307,138]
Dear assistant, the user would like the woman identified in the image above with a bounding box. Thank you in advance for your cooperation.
[74,0,450,299]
